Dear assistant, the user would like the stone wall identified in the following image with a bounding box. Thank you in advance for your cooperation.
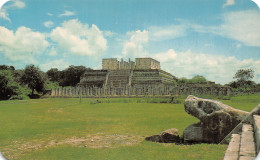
[102,58,161,70]
[102,58,119,70]
[135,58,160,70]
[132,69,174,85]
[78,70,108,88]
[50,85,231,97]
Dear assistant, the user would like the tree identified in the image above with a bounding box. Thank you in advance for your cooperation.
[0,70,18,100]
[0,65,15,71]
[190,75,207,84]
[233,69,254,88]
[228,69,256,93]
[21,65,45,95]
[46,68,60,82]
[233,69,254,81]
[0,70,30,100]
[59,65,92,86]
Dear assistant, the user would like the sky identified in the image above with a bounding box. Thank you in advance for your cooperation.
[0,0,259,84]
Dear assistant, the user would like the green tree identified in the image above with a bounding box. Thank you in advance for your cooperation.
[59,65,91,86]
[0,70,18,100]
[46,68,60,82]
[0,70,30,100]
[21,65,45,95]
[233,69,254,81]
[228,69,256,93]
[190,75,207,84]
[177,77,189,84]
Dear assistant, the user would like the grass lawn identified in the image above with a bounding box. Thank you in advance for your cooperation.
[0,95,259,160]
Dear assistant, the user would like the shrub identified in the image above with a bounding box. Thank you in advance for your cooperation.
[10,94,29,100]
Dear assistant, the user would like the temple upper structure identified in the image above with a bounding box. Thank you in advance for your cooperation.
[78,58,173,88]
[102,58,160,70]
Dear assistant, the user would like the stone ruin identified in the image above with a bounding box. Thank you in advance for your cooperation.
[146,95,250,144]
[146,96,260,159]
[183,95,249,143]
[50,58,231,97]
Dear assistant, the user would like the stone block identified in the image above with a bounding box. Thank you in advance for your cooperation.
[254,115,260,154]
[240,124,256,157]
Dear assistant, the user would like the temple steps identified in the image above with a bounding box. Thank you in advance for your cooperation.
[224,116,260,160]
[106,70,131,87]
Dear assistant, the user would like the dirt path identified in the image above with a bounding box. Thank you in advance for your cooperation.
[1,133,144,159]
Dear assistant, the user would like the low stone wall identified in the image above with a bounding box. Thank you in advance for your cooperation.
[50,85,231,97]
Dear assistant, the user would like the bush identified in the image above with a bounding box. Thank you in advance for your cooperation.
[10,94,29,100]
[44,81,60,90]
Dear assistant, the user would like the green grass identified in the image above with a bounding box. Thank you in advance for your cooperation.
[0,94,259,160]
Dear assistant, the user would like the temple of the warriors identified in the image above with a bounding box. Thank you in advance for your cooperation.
[51,58,231,97]
[78,58,174,88]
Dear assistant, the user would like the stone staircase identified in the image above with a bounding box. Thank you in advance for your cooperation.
[224,115,260,160]
[106,70,131,88]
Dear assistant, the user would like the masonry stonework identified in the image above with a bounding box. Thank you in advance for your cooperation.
[51,57,231,97]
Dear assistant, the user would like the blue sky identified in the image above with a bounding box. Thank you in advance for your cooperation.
[0,0,259,84]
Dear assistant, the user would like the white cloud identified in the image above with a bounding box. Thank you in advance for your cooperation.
[39,59,70,71]
[223,0,235,8]
[192,10,260,47]
[0,10,10,22]
[58,10,76,17]
[104,31,115,37]
[50,19,107,57]
[43,21,54,28]
[148,25,187,41]
[0,26,49,63]
[11,0,25,9]
[0,0,25,22]
[122,30,149,58]
[47,12,53,16]
[221,10,260,47]
[151,49,260,84]
[48,47,57,56]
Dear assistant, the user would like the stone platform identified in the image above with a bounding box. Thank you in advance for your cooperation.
[224,115,260,160]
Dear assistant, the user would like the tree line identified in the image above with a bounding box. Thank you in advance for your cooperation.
[0,65,91,100]
[0,64,259,100]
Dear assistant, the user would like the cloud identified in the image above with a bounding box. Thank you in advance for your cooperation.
[148,25,187,41]
[221,10,260,46]
[0,26,49,63]
[122,30,149,58]
[192,10,260,47]
[223,0,235,8]
[10,0,25,9]
[104,31,115,37]
[0,0,25,22]
[151,49,260,84]
[50,19,107,57]
[0,10,10,22]
[39,59,70,71]
[47,13,53,16]
[58,10,76,17]
[43,21,54,28]
[48,47,57,56]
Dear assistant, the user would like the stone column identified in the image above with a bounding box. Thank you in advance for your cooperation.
[51,89,55,96]
[60,88,63,96]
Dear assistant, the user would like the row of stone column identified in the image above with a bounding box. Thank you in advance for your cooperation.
[50,86,231,97]
[51,85,174,97]
[171,87,231,96]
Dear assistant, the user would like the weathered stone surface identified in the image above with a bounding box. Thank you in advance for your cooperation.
[240,124,256,157]
[254,115,260,154]
[145,128,180,143]
[223,134,240,160]
[220,104,260,144]
[183,95,249,143]
[145,135,162,142]
[161,128,179,143]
